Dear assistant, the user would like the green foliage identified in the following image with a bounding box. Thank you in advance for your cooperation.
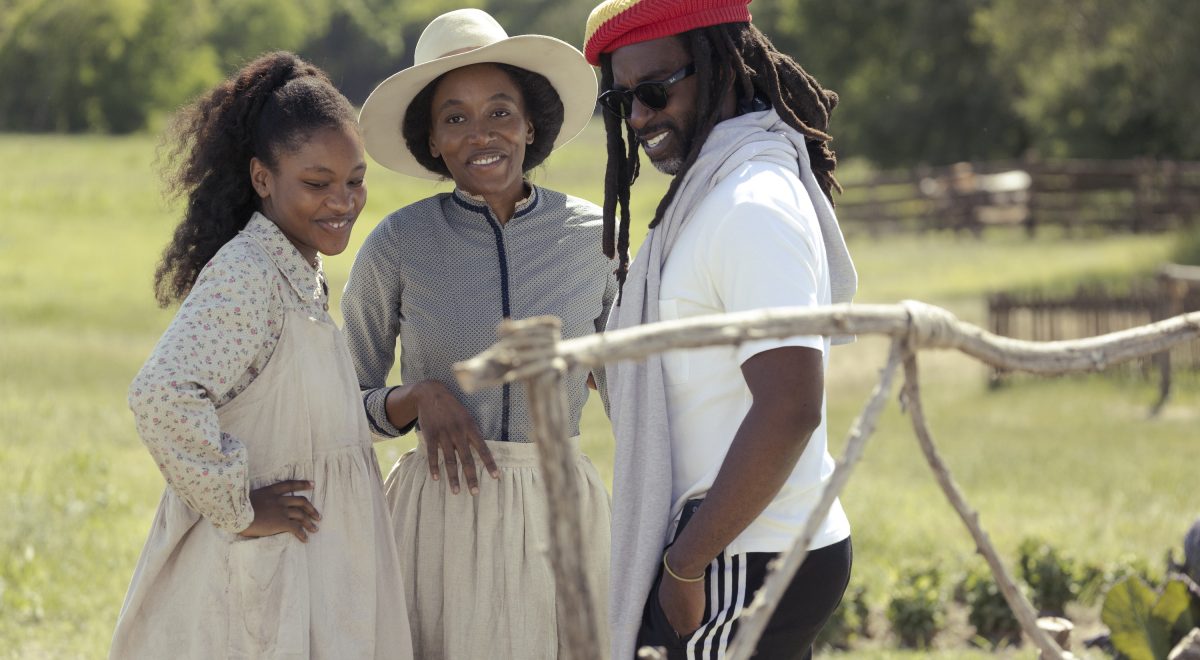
[1,0,139,131]
[0,0,331,133]
[207,0,331,73]
[302,10,409,104]
[1079,554,1161,606]
[1018,537,1078,615]
[1,0,1196,167]
[1101,576,1199,660]
[815,584,871,651]
[976,0,1200,160]
[887,565,945,649]
[956,563,1022,648]
[1170,225,1200,267]
[759,0,1026,168]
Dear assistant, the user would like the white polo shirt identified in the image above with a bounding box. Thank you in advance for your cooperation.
[658,159,851,555]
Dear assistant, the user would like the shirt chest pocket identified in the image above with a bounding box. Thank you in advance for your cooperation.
[658,298,690,386]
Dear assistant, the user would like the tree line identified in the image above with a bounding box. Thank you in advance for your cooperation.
[2,0,1197,167]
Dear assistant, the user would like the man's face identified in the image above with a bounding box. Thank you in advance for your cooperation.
[609,36,697,176]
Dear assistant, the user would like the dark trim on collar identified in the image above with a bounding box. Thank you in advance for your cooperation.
[450,191,488,214]
[450,184,540,220]
[512,185,540,220]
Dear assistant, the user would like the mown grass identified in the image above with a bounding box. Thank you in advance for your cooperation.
[1,126,1195,659]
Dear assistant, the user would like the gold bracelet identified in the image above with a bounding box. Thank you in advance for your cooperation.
[663,549,705,583]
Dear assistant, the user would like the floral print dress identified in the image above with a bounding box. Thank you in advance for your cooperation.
[110,213,413,659]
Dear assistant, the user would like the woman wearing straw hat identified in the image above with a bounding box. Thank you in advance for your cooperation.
[344,9,614,659]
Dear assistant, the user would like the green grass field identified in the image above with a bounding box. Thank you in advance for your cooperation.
[1,126,1196,659]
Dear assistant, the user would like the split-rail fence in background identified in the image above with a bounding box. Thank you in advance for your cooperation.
[452,301,1200,660]
[836,158,1200,236]
[988,264,1200,412]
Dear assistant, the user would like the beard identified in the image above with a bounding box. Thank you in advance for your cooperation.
[637,119,692,177]
[651,155,685,175]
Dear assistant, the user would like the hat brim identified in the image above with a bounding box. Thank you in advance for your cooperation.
[360,35,598,180]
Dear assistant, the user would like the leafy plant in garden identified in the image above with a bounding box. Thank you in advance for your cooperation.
[887,565,945,649]
[1018,537,1078,615]
[1078,554,1160,606]
[957,563,1022,648]
[1101,576,1200,660]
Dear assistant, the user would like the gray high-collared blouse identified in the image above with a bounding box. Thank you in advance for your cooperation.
[341,185,617,442]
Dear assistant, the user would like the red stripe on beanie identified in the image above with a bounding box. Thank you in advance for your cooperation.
[584,0,752,65]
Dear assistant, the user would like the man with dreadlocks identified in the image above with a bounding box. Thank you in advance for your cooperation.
[583,1,859,658]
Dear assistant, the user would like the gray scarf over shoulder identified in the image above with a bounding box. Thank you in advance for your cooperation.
[606,108,857,659]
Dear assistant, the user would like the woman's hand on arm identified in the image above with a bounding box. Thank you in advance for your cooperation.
[239,480,321,542]
[385,381,499,495]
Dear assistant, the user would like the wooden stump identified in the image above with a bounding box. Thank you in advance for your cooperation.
[1036,617,1073,659]
[1169,628,1200,660]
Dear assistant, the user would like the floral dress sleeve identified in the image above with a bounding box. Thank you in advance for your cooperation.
[128,250,279,533]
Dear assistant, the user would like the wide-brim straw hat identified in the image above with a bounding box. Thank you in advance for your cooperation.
[360,8,598,180]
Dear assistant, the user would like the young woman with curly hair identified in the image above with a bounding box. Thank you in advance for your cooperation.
[111,51,413,659]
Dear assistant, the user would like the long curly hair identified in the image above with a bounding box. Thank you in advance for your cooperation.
[153,51,357,306]
[600,23,841,290]
[401,63,564,179]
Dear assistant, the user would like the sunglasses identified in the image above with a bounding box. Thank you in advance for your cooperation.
[597,63,696,119]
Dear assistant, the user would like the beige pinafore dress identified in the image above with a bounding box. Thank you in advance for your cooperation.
[385,435,610,659]
[110,280,413,658]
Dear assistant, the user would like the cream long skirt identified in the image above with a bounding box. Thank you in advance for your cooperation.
[384,436,611,660]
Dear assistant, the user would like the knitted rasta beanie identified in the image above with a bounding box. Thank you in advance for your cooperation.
[583,0,752,65]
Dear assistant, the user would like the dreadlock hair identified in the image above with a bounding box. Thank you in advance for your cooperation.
[153,51,357,306]
[600,22,841,291]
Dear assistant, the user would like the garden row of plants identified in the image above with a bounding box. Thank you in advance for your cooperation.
[817,528,1200,658]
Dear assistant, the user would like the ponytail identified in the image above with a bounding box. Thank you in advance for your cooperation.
[153,51,356,306]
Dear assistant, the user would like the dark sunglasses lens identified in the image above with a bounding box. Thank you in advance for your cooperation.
[634,84,669,110]
[599,91,632,118]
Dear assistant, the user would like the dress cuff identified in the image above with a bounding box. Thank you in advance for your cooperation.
[364,386,415,438]
[227,496,256,535]
[205,488,255,535]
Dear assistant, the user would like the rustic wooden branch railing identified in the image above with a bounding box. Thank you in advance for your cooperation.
[453,301,1200,660]
[985,264,1200,413]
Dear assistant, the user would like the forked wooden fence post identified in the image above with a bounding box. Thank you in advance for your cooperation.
[455,304,1200,660]
[493,316,603,660]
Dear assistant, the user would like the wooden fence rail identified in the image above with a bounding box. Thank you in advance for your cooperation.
[836,158,1200,236]
[1155,264,1200,413]
[453,302,1200,660]
[987,264,1200,413]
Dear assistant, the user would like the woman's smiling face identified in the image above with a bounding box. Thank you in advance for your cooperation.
[252,123,367,264]
[428,63,534,201]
